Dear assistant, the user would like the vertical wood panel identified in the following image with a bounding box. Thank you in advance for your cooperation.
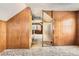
[76,12,79,45]
[53,11,76,45]
[20,8,32,48]
[0,21,6,52]
[7,7,32,48]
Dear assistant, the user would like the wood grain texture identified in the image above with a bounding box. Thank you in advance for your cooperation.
[76,12,79,45]
[53,11,76,45]
[7,7,32,48]
[0,21,6,52]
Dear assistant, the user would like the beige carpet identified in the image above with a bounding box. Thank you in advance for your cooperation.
[0,46,79,56]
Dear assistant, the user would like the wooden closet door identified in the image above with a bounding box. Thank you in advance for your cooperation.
[53,11,76,45]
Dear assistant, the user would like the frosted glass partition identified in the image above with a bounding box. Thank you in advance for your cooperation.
[43,11,53,47]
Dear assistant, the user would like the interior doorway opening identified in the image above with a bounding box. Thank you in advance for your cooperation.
[32,20,43,47]
[31,10,54,48]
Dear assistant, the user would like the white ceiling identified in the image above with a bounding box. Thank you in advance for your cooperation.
[26,3,79,11]
[0,3,26,21]
[26,3,79,18]
[0,3,79,21]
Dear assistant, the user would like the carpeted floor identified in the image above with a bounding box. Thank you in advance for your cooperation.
[0,46,79,56]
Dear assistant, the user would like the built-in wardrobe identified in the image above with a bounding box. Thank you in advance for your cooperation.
[43,11,77,46]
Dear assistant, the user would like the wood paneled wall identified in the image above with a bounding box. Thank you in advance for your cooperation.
[0,21,6,52]
[0,8,78,52]
[7,7,32,48]
[53,11,76,45]
[76,12,79,45]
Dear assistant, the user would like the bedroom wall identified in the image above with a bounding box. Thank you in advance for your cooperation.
[53,11,76,45]
[76,12,79,45]
[0,21,6,52]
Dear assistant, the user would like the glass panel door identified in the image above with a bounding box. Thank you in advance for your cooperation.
[42,11,54,47]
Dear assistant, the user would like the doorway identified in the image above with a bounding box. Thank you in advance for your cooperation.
[42,10,54,47]
[32,20,43,47]
[31,11,54,47]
